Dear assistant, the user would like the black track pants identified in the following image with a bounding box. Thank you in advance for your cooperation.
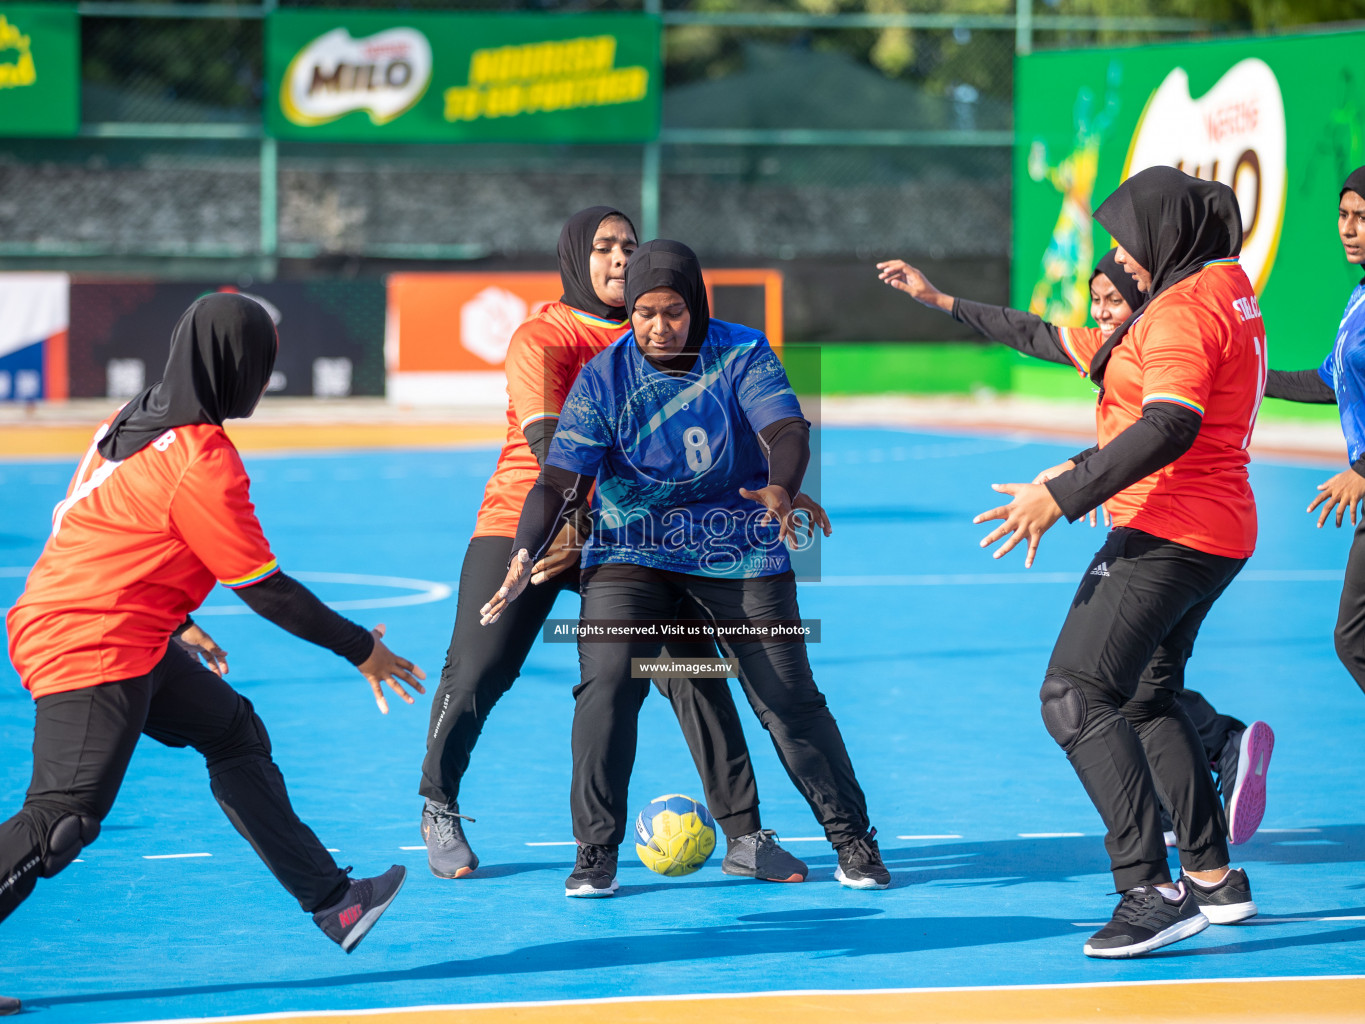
[1333,518,1365,696]
[573,565,869,847]
[418,536,762,838]
[1044,528,1245,892]
[0,644,349,923]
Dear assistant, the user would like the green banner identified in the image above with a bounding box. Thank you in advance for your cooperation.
[267,10,660,143]
[0,4,78,137]
[1013,29,1365,368]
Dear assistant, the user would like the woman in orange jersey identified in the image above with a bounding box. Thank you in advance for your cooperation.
[1,294,425,957]
[418,207,811,887]
[876,251,1274,849]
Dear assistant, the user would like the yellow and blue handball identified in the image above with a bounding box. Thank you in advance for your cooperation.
[634,793,717,876]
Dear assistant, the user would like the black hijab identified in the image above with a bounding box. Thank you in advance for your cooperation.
[97,292,278,461]
[1088,167,1242,390]
[1090,248,1145,315]
[1342,165,1365,202]
[1095,165,1242,300]
[557,205,637,322]
[624,239,712,367]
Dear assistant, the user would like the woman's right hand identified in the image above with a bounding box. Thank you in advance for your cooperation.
[876,259,954,312]
[480,549,532,625]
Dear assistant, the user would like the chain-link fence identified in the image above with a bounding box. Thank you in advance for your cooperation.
[0,1,1212,273]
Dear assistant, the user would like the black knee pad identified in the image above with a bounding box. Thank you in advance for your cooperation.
[1039,674,1087,750]
[42,814,100,878]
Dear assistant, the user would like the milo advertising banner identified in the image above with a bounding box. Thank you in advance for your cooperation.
[266,10,660,143]
[0,4,78,136]
[1014,29,1365,367]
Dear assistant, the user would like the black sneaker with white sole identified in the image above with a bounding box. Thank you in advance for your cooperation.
[422,799,479,879]
[313,864,406,953]
[834,828,890,890]
[1083,882,1209,958]
[565,843,618,897]
[721,829,807,882]
[1184,867,1257,923]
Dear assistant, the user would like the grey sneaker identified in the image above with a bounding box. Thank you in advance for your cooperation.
[421,799,478,878]
[0,995,19,1016]
[312,865,406,953]
[721,829,808,882]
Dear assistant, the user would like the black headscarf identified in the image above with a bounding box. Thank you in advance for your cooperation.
[1094,165,1243,300]
[96,292,278,461]
[1342,165,1365,201]
[1088,167,1242,391]
[624,239,712,364]
[557,205,637,321]
[1090,248,1145,314]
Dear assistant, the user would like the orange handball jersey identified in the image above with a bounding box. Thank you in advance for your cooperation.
[7,418,279,699]
[1054,259,1266,559]
[473,301,628,538]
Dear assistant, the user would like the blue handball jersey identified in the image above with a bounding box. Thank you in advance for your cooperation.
[1318,280,1365,463]
[547,319,805,578]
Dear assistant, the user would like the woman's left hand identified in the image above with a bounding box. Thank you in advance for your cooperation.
[1308,468,1365,527]
[791,491,833,541]
[973,482,1064,568]
[531,522,584,585]
[175,623,229,676]
[480,550,531,625]
[740,485,803,549]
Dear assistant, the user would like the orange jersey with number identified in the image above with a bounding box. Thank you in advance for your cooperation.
[1055,259,1266,559]
[7,419,278,699]
[472,302,627,538]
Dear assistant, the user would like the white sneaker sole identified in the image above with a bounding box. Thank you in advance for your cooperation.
[565,878,618,898]
[1083,911,1209,959]
[1227,721,1274,845]
[1197,899,1258,924]
[340,870,406,953]
[835,865,889,890]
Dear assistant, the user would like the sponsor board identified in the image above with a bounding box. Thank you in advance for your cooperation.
[1014,29,1365,368]
[68,282,386,399]
[267,10,659,142]
[0,4,79,136]
[0,273,69,400]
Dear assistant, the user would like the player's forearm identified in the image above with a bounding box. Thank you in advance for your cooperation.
[757,417,810,496]
[952,298,1073,366]
[1264,368,1336,404]
[1044,404,1201,522]
[511,464,592,564]
[234,572,375,665]
[523,417,559,467]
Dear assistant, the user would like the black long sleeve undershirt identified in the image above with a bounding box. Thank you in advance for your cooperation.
[1265,368,1336,404]
[1044,403,1203,522]
[951,298,1073,366]
[509,416,812,565]
[234,571,376,666]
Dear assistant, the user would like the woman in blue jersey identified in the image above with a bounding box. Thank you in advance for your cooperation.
[481,239,888,896]
[1263,165,1365,693]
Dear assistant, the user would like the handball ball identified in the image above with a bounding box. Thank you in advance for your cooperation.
[634,794,717,876]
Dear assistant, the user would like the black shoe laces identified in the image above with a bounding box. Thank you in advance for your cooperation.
[840,827,881,866]
[1112,887,1171,928]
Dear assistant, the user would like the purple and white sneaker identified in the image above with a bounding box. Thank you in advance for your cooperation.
[1226,721,1274,845]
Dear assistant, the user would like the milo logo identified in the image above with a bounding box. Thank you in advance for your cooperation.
[0,15,36,89]
[281,26,432,126]
[1125,58,1287,292]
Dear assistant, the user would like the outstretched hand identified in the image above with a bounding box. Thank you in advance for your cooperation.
[876,259,954,312]
[973,482,1064,568]
[1308,468,1365,528]
[792,491,833,541]
[356,623,426,715]
[1030,460,1109,528]
[480,549,531,625]
[740,485,804,549]
[175,623,229,676]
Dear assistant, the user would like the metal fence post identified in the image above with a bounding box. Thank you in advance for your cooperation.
[1016,0,1033,56]
[642,0,663,240]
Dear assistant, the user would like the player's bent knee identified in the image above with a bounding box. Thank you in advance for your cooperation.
[1039,674,1087,750]
[42,814,101,878]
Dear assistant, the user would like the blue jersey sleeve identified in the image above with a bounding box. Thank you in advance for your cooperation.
[733,336,804,434]
[1319,348,1337,392]
[546,361,613,478]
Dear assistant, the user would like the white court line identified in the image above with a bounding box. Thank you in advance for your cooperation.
[525,841,577,847]
[897,834,963,840]
[197,572,451,616]
[808,569,1344,588]
[398,846,426,851]
[1257,915,1365,923]
[325,848,340,852]
[142,852,211,860]
[1019,832,1085,838]
[1260,828,1323,834]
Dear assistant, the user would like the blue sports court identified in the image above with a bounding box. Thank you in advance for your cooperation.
[1,423,1363,1022]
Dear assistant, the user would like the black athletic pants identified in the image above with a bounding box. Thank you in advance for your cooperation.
[418,536,762,839]
[1042,528,1244,892]
[0,644,349,923]
[574,564,869,848]
[1333,517,1365,696]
